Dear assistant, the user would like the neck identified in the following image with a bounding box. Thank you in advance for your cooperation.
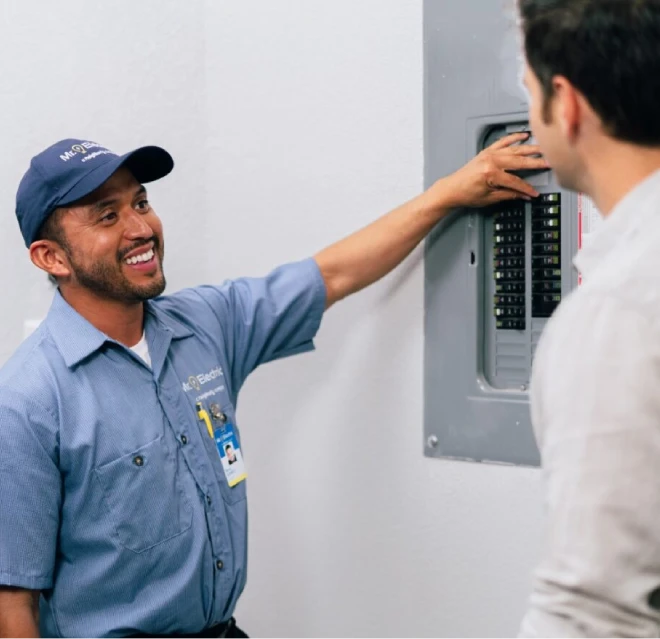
[59,286,145,347]
[581,138,660,216]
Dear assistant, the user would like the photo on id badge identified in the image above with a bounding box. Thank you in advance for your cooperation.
[212,409,246,486]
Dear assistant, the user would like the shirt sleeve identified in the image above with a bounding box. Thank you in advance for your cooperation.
[520,295,660,637]
[0,389,61,591]
[169,258,326,395]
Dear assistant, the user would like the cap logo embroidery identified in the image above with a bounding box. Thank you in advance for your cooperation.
[59,141,109,162]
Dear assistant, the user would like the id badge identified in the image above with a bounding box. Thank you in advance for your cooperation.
[197,401,247,487]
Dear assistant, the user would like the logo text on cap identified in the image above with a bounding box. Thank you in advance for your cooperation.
[59,141,108,162]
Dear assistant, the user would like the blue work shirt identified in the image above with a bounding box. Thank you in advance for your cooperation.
[0,258,325,638]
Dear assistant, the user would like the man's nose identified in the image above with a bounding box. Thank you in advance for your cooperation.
[124,210,153,239]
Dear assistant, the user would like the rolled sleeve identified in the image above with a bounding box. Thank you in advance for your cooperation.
[521,297,660,637]
[185,258,326,393]
[0,389,61,591]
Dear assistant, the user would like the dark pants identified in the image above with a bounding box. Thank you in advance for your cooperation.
[129,617,248,638]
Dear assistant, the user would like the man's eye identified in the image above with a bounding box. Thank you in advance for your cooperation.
[136,199,150,211]
[101,212,117,223]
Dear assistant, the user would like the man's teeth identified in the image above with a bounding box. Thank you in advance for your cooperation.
[125,249,154,265]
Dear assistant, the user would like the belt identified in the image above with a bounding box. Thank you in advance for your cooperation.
[129,617,235,638]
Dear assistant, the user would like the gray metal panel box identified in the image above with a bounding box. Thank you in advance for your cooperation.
[423,1,580,466]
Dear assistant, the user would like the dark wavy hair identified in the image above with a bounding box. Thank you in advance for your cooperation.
[519,0,660,145]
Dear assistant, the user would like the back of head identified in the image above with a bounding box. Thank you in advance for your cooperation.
[519,0,660,146]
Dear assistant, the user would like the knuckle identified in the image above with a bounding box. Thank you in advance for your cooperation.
[484,164,497,179]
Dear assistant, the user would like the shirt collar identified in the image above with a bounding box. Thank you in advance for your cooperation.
[573,168,660,278]
[144,300,194,341]
[45,291,194,369]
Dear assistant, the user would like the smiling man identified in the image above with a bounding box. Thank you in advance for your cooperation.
[0,135,546,638]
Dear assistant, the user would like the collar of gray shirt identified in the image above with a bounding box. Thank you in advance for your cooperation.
[573,168,660,280]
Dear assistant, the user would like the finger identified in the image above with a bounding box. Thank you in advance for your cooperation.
[488,189,532,204]
[495,155,550,171]
[488,132,531,151]
[491,170,540,198]
[506,144,544,157]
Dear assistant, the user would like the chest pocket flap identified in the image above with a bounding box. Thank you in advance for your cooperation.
[94,435,192,553]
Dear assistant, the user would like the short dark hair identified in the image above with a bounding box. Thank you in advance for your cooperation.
[519,0,660,145]
[36,208,68,248]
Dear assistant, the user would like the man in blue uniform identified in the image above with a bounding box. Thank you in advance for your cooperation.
[0,134,545,637]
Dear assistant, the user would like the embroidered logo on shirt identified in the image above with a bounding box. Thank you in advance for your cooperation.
[182,366,223,393]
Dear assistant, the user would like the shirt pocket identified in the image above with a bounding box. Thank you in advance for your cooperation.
[94,435,193,553]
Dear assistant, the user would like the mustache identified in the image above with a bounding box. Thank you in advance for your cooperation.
[118,237,160,262]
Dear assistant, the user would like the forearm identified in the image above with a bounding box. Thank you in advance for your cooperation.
[0,588,40,638]
[0,611,38,638]
[314,181,452,307]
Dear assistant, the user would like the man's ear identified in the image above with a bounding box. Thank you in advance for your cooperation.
[553,75,582,144]
[29,240,72,280]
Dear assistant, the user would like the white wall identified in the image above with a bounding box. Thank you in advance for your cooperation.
[0,1,545,636]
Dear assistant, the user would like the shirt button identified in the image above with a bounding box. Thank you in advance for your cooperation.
[216,559,224,570]
[206,495,212,506]
[133,455,144,467]
[181,435,188,445]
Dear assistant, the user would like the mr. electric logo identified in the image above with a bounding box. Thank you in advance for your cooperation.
[59,141,111,162]
[182,367,224,393]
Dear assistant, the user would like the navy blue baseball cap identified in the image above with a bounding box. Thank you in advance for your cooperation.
[15,139,174,247]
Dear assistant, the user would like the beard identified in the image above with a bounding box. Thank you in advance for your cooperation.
[67,238,166,304]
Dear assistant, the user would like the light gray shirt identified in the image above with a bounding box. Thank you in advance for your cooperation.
[520,169,660,637]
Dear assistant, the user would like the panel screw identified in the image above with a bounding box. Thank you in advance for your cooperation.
[520,384,527,391]
[427,435,439,449]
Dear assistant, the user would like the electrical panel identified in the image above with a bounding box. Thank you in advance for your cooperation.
[423,2,580,466]
[479,122,568,394]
